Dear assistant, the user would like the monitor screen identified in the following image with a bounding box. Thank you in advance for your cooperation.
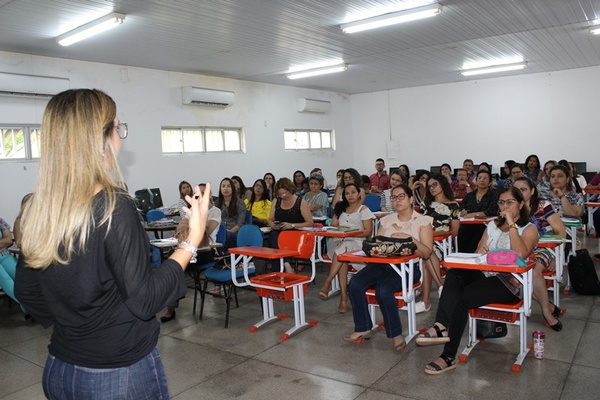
[571,162,586,174]
[430,166,441,174]
[134,188,163,214]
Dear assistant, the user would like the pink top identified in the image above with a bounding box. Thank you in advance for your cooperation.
[378,210,433,240]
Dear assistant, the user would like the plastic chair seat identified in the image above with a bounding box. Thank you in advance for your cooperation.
[365,280,422,309]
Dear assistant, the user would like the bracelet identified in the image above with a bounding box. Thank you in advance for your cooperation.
[509,223,518,230]
[178,239,198,263]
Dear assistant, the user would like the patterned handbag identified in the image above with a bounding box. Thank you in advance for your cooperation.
[362,235,417,257]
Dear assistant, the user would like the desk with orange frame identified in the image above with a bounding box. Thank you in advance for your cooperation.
[537,238,567,306]
[440,258,535,372]
[228,243,317,340]
[312,228,365,298]
[337,251,421,344]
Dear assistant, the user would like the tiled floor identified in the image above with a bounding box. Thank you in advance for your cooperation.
[1,237,600,399]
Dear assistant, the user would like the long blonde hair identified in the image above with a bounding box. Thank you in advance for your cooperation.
[21,89,125,269]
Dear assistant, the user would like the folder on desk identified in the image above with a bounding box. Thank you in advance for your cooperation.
[445,252,487,264]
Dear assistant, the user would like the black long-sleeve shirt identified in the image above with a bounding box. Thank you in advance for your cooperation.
[461,188,499,217]
[15,191,186,368]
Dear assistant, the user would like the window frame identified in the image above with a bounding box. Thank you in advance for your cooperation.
[284,129,334,151]
[0,124,41,161]
[160,126,244,155]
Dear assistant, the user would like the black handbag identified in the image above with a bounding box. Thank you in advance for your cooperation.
[362,235,417,257]
[476,320,507,339]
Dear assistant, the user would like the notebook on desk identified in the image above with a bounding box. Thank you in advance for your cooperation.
[445,252,487,264]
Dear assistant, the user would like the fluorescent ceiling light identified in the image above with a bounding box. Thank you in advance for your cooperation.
[287,59,344,73]
[461,62,527,76]
[287,64,348,80]
[590,27,600,35]
[341,3,442,34]
[56,12,126,46]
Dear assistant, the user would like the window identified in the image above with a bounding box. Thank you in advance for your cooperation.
[284,129,333,150]
[0,125,41,160]
[160,127,243,154]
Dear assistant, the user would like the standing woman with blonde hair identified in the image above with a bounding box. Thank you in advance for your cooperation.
[15,89,211,399]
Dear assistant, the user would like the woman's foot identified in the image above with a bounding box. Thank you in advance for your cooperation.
[342,330,373,342]
[415,301,431,314]
[416,323,449,346]
[338,296,348,313]
[544,316,563,331]
[549,302,567,318]
[424,355,456,375]
[284,262,294,273]
[318,290,329,301]
[160,310,176,323]
[393,335,406,352]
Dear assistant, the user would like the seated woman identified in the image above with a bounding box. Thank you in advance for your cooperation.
[547,164,584,217]
[216,178,247,249]
[318,183,374,313]
[231,175,252,201]
[361,175,372,194]
[332,168,366,208]
[293,170,306,196]
[160,188,221,322]
[420,186,538,375]
[536,160,557,200]
[398,164,412,186]
[503,162,525,188]
[263,172,276,200]
[303,173,329,218]
[411,170,431,209]
[380,170,405,212]
[501,160,516,181]
[457,170,498,252]
[513,177,566,330]
[524,154,543,184]
[416,174,460,313]
[245,179,272,227]
[344,184,433,351]
[170,180,192,215]
[267,178,313,272]
[478,162,497,187]
[440,163,454,184]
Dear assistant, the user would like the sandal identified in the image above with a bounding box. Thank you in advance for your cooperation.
[416,323,450,346]
[424,355,456,375]
[318,291,329,301]
[393,335,406,352]
[549,302,567,318]
[342,330,373,342]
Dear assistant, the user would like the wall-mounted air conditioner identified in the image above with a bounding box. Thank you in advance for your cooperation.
[296,98,331,113]
[181,86,234,107]
[0,72,70,99]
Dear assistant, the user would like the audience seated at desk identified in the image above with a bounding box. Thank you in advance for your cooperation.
[217,178,247,249]
[524,154,543,184]
[502,162,525,189]
[536,160,557,200]
[380,171,405,212]
[514,177,566,330]
[369,158,390,194]
[318,183,374,313]
[303,173,328,218]
[421,187,538,375]
[450,169,474,199]
[411,170,431,209]
[267,178,313,273]
[0,216,23,312]
[231,175,252,201]
[344,184,433,352]
[332,168,366,208]
[245,179,271,227]
[457,170,498,252]
[292,170,306,196]
[417,174,460,313]
[462,159,476,182]
[542,165,584,217]
[440,163,454,184]
[170,180,192,216]
[263,172,276,200]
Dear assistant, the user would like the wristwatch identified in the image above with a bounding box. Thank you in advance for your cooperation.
[509,223,517,230]
[291,223,296,229]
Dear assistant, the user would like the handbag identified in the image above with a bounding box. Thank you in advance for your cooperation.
[362,235,417,257]
[476,320,508,339]
[486,248,526,267]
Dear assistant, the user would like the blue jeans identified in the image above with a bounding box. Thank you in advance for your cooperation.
[348,263,420,338]
[43,348,169,399]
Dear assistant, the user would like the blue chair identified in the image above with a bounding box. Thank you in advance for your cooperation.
[189,224,226,316]
[201,225,257,327]
[364,193,381,212]
[146,209,165,223]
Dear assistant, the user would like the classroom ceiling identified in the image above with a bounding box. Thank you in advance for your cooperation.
[1,0,600,94]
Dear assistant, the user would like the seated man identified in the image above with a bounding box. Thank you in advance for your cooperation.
[451,169,475,199]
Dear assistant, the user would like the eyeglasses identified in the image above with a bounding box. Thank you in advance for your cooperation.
[117,122,128,139]
[497,199,518,207]
[390,193,408,202]
[427,182,439,190]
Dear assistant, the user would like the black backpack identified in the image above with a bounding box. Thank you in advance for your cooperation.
[568,249,600,295]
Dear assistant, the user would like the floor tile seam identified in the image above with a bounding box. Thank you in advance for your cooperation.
[0,382,43,399]
[0,346,46,368]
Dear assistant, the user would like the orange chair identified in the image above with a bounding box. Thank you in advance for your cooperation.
[240,231,317,340]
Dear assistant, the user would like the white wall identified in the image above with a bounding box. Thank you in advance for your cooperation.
[0,51,352,223]
[351,66,600,176]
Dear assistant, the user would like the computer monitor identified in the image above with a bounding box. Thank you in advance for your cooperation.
[134,188,164,215]
[571,162,587,174]
[430,166,441,174]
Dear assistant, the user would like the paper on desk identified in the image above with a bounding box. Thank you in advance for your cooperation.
[445,252,487,264]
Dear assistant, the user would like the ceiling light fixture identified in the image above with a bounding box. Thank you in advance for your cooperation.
[56,12,126,47]
[287,64,348,80]
[590,27,600,35]
[461,62,528,76]
[340,3,442,34]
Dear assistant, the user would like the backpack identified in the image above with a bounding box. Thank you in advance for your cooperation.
[568,249,600,295]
